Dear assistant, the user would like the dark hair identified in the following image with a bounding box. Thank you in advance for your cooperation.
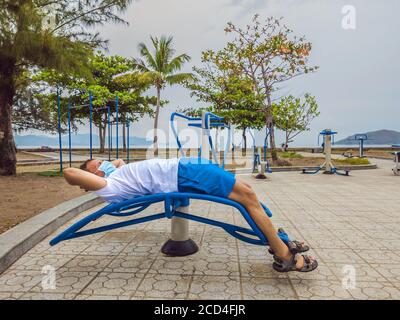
[80,159,94,171]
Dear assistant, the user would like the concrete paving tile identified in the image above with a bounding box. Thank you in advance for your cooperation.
[188,275,241,300]
[348,281,400,300]
[242,277,297,300]
[74,294,122,300]
[104,255,154,274]
[239,259,288,279]
[62,255,114,272]
[0,270,42,292]
[192,258,239,277]
[29,269,98,294]
[370,263,400,283]
[80,242,127,256]
[237,244,270,260]
[291,279,353,300]
[148,257,197,276]
[356,250,400,264]
[97,231,137,243]
[329,263,389,283]
[7,253,75,271]
[28,241,90,255]
[314,248,366,264]
[121,243,161,257]
[19,292,77,300]
[134,274,191,299]
[0,292,24,300]
[200,246,238,259]
[81,272,144,297]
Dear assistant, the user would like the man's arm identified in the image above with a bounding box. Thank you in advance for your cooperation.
[64,168,107,191]
[111,159,126,168]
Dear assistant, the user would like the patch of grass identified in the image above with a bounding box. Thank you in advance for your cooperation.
[334,158,370,165]
[36,171,63,177]
[279,151,303,159]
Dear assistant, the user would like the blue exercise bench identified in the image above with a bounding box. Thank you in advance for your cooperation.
[50,192,290,251]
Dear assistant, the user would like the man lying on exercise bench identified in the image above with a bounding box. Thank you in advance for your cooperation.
[63,157,318,273]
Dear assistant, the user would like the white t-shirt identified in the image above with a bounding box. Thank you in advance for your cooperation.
[95,158,180,203]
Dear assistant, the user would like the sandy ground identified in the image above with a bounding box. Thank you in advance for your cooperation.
[0,173,86,234]
[332,148,395,159]
[16,152,48,161]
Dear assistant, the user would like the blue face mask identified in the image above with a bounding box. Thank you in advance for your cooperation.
[98,161,117,178]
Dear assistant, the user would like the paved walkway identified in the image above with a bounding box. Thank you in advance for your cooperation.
[1,158,399,300]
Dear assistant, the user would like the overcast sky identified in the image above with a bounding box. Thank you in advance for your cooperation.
[89,0,400,146]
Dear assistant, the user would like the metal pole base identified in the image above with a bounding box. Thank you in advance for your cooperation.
[161,239,199,257]
[255,173,268,179]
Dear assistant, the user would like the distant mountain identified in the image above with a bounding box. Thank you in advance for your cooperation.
[15,134,152,148]
[336,129,400,145]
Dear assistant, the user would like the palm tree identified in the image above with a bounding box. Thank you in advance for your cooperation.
[135,36,192,155]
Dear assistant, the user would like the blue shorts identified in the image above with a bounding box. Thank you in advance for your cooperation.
[177,157,236,198]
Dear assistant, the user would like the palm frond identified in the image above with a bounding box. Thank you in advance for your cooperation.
[133,57,150,72]
[166,72,194,85]
[137,42,157,70]
[166,53,191,74]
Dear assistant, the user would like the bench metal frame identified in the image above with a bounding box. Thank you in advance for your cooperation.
[50,193,289,247]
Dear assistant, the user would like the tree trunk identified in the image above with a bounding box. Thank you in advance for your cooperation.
[101,115,107,154]
[99,119,105,154]
[0,61,17,176]
[242,127,247,156]
[269,122,277,160]
[122,122,126,152]
[285,131,289,152]
[153,87,161,157]
[265,94,277,161]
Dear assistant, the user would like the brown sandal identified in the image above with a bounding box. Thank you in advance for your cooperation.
[272,253,318,273]
[268,228,310,255]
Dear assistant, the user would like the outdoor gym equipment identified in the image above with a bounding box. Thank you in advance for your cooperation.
[354,134,368,158]
[170,111,231,168]
[392,145,400,175]
[50,111,292,257]
[248,129,272,179]
[67,99,112,167]
[109,119,131,163]
[57,90,120,171]
[302,129,350,176]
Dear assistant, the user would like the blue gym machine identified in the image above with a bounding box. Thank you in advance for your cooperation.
[57,90,120,170]
[51,111,291,256]
[302,129,350,176]
[354,134,368,158]
[248,129,272,179]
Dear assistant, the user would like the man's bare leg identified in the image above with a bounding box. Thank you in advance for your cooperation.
[228,180,310,268]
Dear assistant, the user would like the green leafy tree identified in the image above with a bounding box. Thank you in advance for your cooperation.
[0,0,132,175]
[185,50,265,151]
[12,70,56,133]
[273,94,320,151]
[132,35,192,155]
[223,15,318,160]
[34,53,156,153]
